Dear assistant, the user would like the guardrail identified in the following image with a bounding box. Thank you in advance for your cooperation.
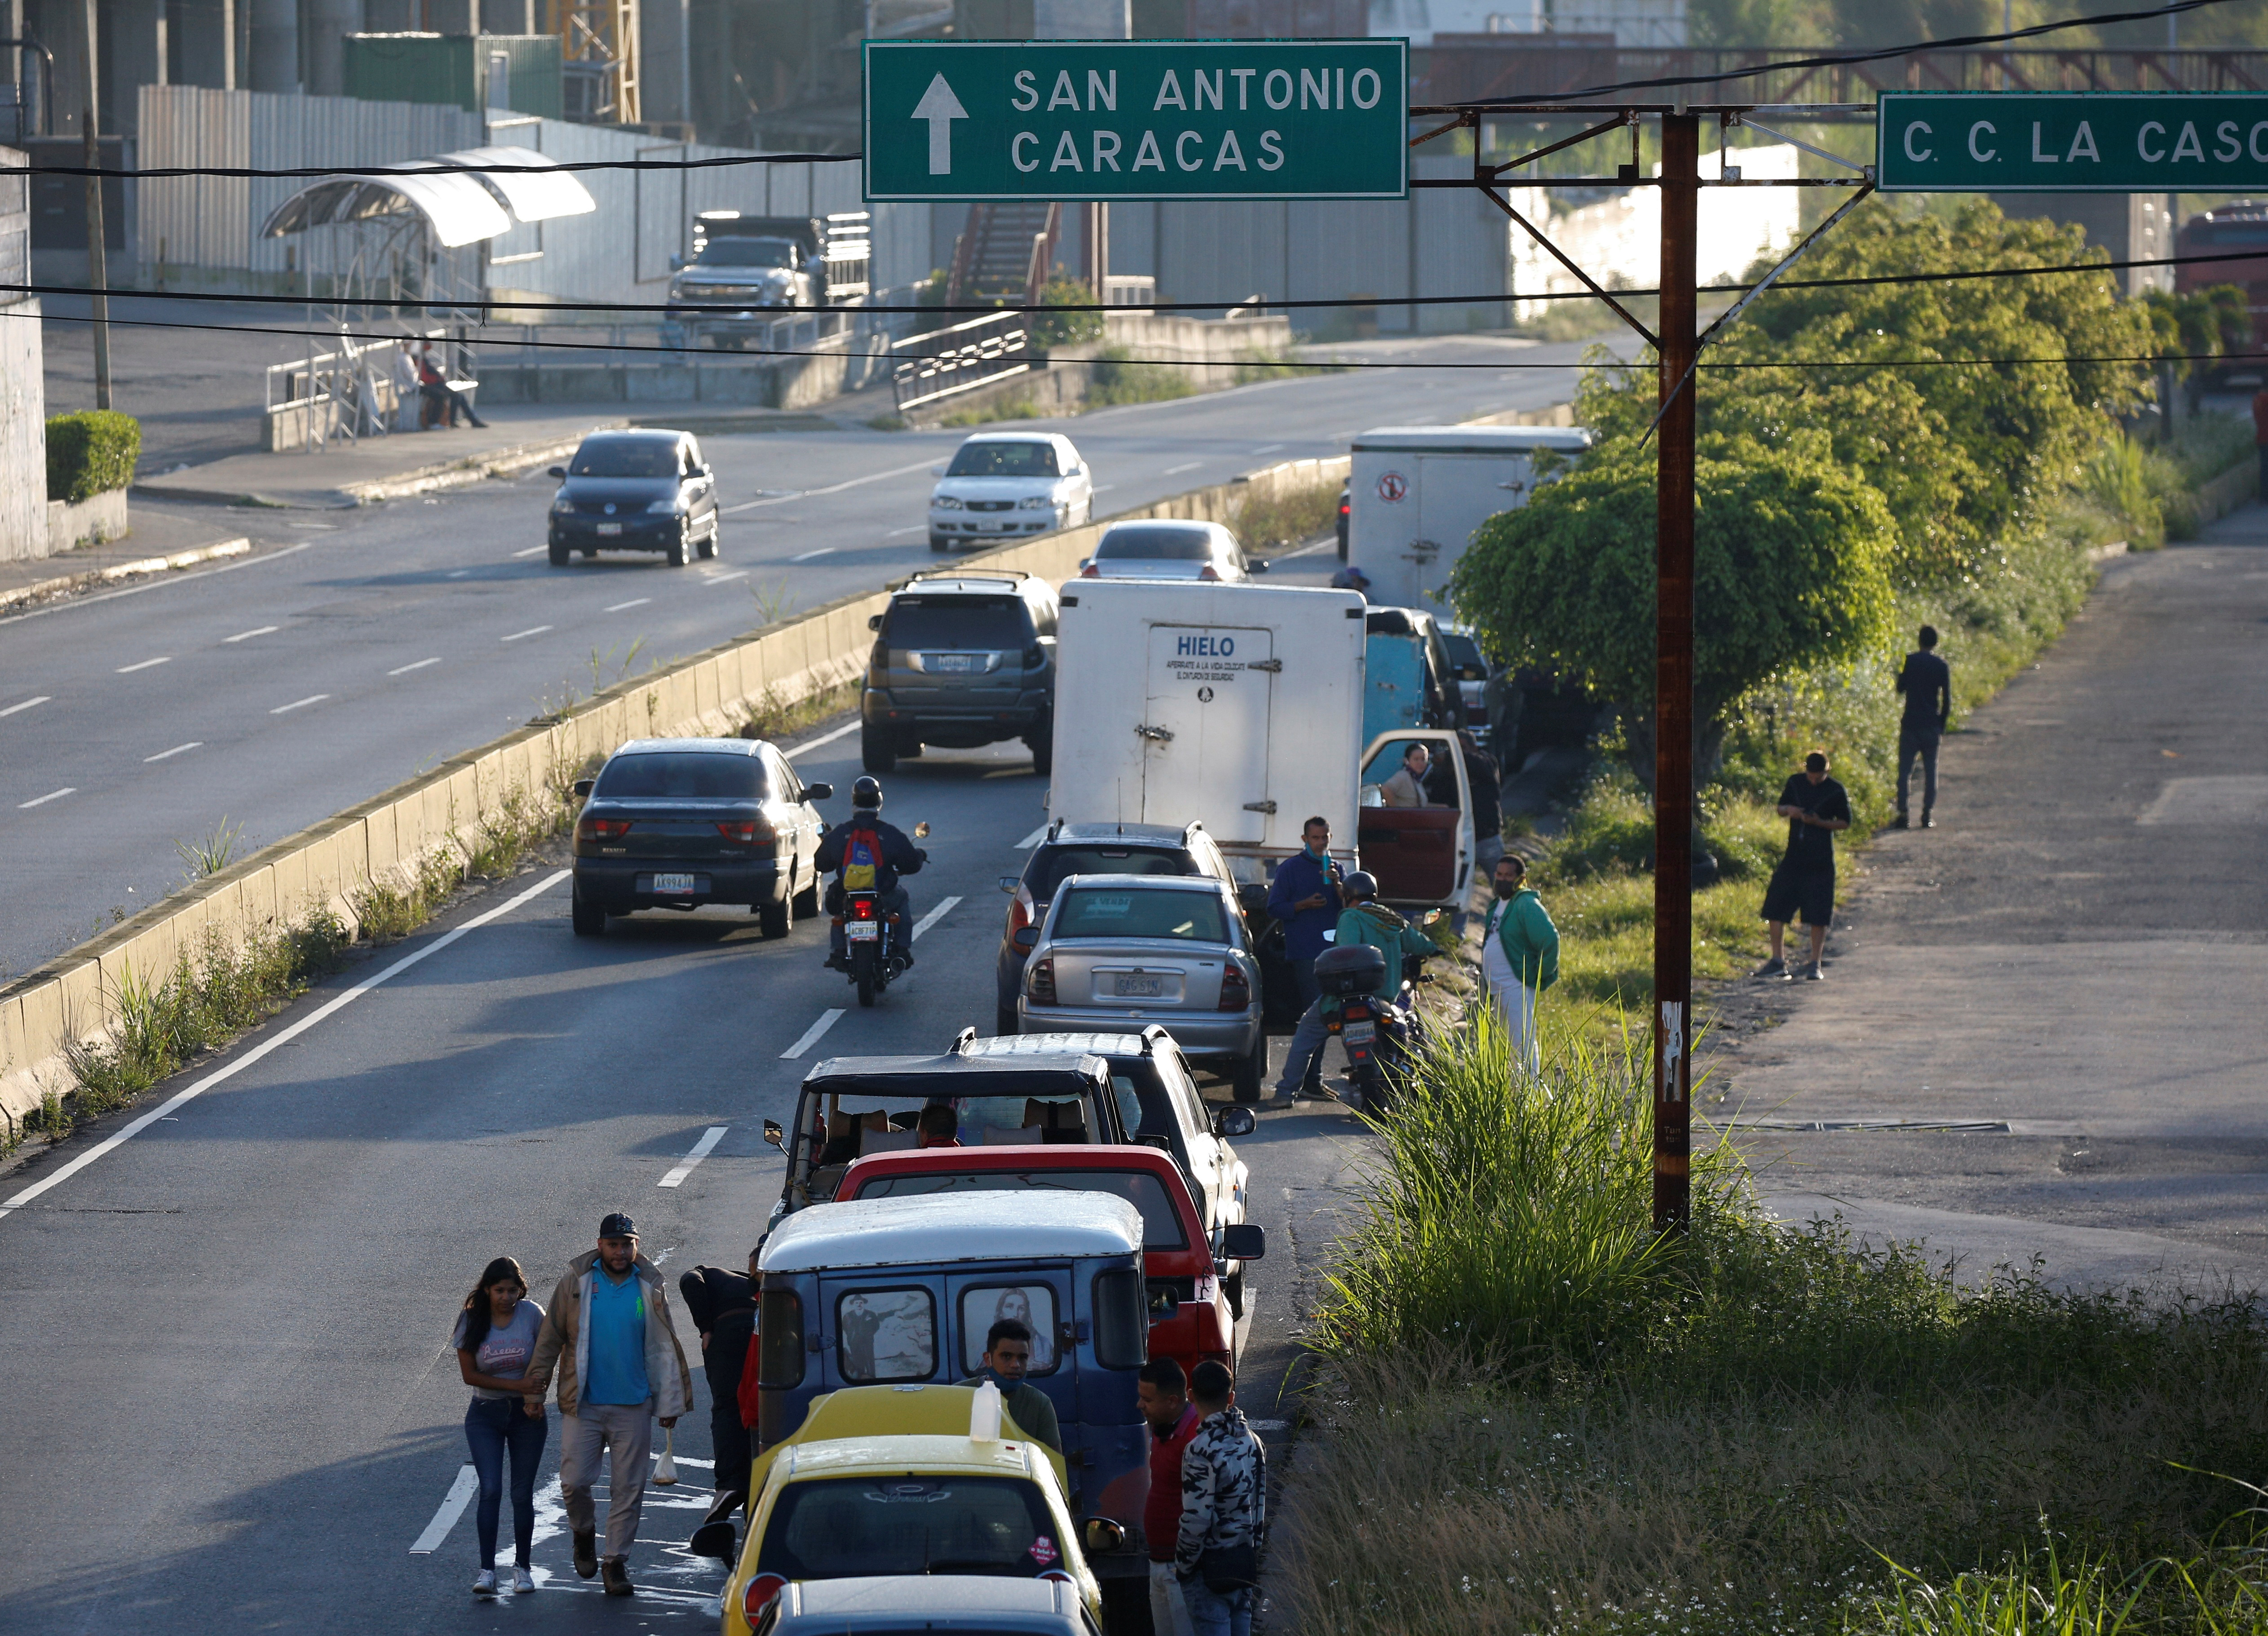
[890,310,1032,413]
[263,327,452,454]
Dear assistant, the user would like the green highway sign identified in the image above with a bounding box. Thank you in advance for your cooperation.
[862,38,1408,203]
[1879,92,2268,192]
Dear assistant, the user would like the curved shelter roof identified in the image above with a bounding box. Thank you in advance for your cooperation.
[259,146,597,249]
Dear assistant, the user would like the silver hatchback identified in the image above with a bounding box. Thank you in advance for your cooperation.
[1016,874,1267,1099]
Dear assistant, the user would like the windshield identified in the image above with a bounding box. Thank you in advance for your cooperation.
[593,752,766,799]
[757,1475,1062,1581]
[850,1168,1188,1250]
[1052,888,1227,943]
[694,236,799,268]
[1095,525,1215,562]
[883,597,1034,649]
[1030,847,1198,900]
[793,1089,1099,1186]
[946,441,1060,479]
[569,438,679,479]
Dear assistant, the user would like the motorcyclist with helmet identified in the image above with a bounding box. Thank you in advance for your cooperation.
[815,776,927,971]
[1271,871,1436,1100]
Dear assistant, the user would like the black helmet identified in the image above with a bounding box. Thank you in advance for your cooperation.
[851,776,884,811]
[1343,870,1379,901]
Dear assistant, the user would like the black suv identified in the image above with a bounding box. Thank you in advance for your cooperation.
[992,819,1233,1038]
[861,572,1059,775]
[546,429,720,568]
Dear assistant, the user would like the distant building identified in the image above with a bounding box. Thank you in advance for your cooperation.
[1373,0,1687,49]
[1987,192,2173,299]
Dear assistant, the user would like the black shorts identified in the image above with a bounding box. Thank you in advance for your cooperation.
[1761,864,1834,928]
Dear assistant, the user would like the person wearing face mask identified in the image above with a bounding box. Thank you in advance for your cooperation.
[1264,816,1346,1100]
[1481,855,1558,1076]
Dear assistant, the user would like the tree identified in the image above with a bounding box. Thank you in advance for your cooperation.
[1451,433,1896,793]
[1027,276,1104,350]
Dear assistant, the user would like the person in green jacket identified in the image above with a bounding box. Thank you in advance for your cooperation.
[1481,855,1558,1075]
[1333,872,1439,1000]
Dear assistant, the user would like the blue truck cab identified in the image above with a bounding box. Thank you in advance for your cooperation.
[755,1191,1153,1588]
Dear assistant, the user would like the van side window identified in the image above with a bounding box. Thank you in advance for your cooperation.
[838,1288,935,1383]
[1092,1268,1146,1370]
[759,1290,804,1389]
[959,1284,1060,1375]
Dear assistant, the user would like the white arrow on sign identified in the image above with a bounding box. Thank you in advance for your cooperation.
[912,72,968,176]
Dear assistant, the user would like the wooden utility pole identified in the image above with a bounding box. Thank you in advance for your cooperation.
[1652,112,1699,1231]
[81,0,109,409]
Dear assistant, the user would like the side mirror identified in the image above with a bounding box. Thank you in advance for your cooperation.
[688,1519,736,1563]
[762,1119,786,1151]
[1146,1283,1180,1317]
[668,253,685,272]
[547,465,566,479]
[1249,559,1269,574]
[1215,1221,1266,1262]
[1082,1517,1128,1556]
[931,464,948,477]
[572,777,595,798]
[804,782,833,802]
[1012,926,1039,952]
[999,874,1021,894]
[868,613,884,631]
[1214,1105,1257,1139]
[913,821,931,839]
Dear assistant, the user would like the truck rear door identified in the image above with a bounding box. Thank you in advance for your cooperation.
[1140,622,1275,844]
[1416,452,1534,615]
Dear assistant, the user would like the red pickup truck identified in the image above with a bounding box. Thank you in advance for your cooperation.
[834,1144,1261,1377]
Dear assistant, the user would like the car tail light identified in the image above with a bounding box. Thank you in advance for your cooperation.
[577,817,632,842]
[1339,497,1350,520]
[715,819,775,847]
[742,1573,787,1620]
[1007,884,1038,939]
[1079,562,1100,577]
[1198,564,1220,581]
[1028,957,1057,1006]
[1023,644,1045,669]
[1219,963,1250,1012]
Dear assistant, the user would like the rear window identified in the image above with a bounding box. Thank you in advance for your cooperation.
[570,437,678,478]
[758,1475,1060,1582]
[1030,846,1198,900]
[593,752,766,799]
[883,596,1035,650]
[946,440,1060,478]
[1441,632,1485,671]
[1053,888,1227,943]
[798,1090,1100,1175]
[837,1286,935,1383]
[852,1168,1189,1250]
[1095,525,1215,562]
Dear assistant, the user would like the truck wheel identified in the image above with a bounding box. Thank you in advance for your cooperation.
[1026,728,1052,776]
[1224,1269,1246,1321]
[860,724,896,774]
[792,870,820,919]
[995,1002,1018,1038]
[759,890,792,940]
[1230,1031,1266,1104]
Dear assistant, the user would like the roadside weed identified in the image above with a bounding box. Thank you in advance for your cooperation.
[174,817,246,880]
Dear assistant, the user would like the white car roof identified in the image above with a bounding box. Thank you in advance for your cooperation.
[1351,425,1592,453]
[761,1190,1143,1273]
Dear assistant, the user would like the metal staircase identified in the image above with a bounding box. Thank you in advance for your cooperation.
[946,202,1061,307]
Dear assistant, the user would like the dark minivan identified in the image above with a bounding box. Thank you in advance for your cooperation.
[547,429,720,567]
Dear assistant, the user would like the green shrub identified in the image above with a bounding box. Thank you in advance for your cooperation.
[46,410,141,502]
[1088,347,1193,407]
[1027,276,1103,349]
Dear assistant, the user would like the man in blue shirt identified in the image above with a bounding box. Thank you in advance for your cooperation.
[1264,817,1345,1100]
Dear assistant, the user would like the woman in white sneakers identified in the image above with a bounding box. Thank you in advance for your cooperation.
[452,1255,548,1596]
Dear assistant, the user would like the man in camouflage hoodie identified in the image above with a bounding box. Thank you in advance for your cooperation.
[1174,1360,1267,1636]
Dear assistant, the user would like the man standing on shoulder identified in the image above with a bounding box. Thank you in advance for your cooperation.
[1175,1361,1266,1636]
[1893,625,1951,830]
[1481,855,1558,1075]
[1755,750,1851,982]
[1140,1357,1201,1636]
[1265,817,1345,1101]
[525,1214,693,1597]
[677,1248,759,1510]
[958,1319,1062,1454]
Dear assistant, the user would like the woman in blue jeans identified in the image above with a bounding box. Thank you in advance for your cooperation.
[453,1256,548,1596]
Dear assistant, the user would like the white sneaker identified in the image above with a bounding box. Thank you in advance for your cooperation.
[513,1567,536,1594]
[473,1569,498,1596]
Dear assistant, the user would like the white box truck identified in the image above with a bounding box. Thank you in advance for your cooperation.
[1049,581,1370,872]
[1348,424,1592,617]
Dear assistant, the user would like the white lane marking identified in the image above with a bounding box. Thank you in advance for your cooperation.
[1251,443,1284,455]
[446,569,470,579]
[409,1465,481,1554]
[389,657,441,676]
[659,1126,729,1188]
[606,597,651,612]
[1015,825,1047,848]
[783,719,859,759]
[719,490,800,514]
[270,694,330,714]
[781,1009,845,1060]
[734,458,942,510]
[501,625,553,643]
[116,656,172,674]
[911,896,961,940]
[0,870,569,1221]
[222,625,278,643]
[0,696,51,718]
[18,787,73,808]
[789,546,834,563]
[1163,461,1203,475]
[511,545,547,558]
[144,742,202,763]
[884,525,925,538]
[703,570,749,584]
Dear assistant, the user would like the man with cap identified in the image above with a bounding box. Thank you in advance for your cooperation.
[525,1213,694,1596]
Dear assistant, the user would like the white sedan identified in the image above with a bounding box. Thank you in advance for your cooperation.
[1075,519,1263,583]
[928,432,1094,554]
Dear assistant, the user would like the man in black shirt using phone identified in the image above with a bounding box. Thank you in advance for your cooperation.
[1894,625,1952,829]
[1755,749,1851,981]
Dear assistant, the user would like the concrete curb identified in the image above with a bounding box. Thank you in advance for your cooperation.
[129,422,628,511]
[0,537,254,612]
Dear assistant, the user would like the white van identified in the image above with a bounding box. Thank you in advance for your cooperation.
[1348,425,1592,616]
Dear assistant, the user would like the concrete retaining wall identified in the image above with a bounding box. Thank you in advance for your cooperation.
[46,489,130,554]
[0,450,1357,1129]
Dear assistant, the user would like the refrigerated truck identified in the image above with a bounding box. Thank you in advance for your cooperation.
[1348,425,1592,617]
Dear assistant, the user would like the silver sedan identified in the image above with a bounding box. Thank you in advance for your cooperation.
[1014,873,1267,1099]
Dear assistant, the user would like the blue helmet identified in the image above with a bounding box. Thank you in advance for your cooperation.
[1331,565,1373,594]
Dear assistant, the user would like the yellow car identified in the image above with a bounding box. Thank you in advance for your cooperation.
[699,1385,1120,1635]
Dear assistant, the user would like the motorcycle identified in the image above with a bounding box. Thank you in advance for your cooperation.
[1313,944,1436,1114]
[831,821,927,1008]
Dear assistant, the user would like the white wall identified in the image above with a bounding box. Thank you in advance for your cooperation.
[0,146,44,564]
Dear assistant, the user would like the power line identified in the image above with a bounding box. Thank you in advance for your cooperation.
[2,149,858,181]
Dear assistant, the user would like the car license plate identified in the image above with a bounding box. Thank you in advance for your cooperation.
[929,653,980,674]
[596,522,623,536]
[847,920,880,942]
[1114,974,1164,998]
[653,873,696,894]
[1341,1020,1376,1046]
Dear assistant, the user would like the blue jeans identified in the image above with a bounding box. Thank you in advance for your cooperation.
[464,1397,548,1569]
[1183,1577,1256,1636]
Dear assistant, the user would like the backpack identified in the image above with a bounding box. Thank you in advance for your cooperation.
[841,821,882,891]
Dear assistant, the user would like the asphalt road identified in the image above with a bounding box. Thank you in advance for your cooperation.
[0,334,1599,980]
[0,711,1376,1632]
